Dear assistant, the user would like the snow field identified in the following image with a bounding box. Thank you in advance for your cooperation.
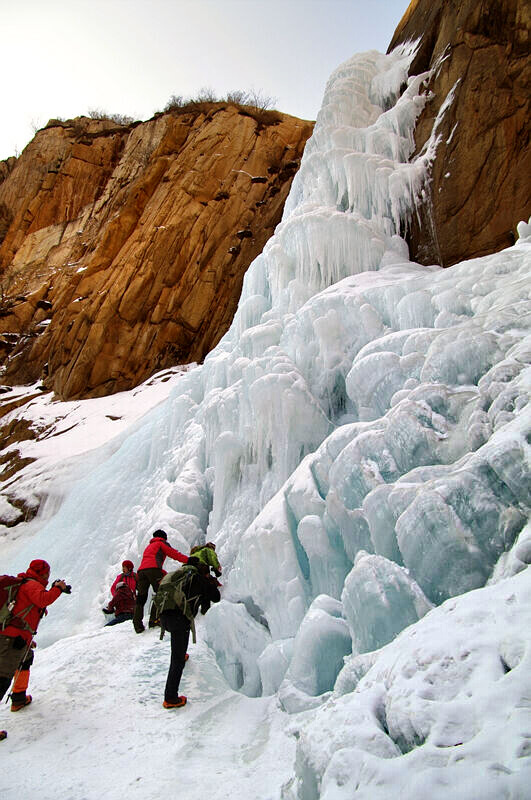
[0,624,295,800]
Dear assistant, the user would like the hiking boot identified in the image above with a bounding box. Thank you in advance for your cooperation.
[134,623,145,634]
[11,695,32,712]
[163,696,187,709]
[0,730,7,741]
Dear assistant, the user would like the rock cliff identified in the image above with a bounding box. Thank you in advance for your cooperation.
[390,0,530,267]
[0,106,313,399]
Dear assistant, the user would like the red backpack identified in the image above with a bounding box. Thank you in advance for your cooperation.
[0,575,32,632]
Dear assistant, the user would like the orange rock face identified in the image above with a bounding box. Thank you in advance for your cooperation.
[389,0,530,267]
[0,107,313,398]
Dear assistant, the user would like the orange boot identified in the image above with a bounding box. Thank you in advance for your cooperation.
[163,696,187,709]
[10,668,32,712]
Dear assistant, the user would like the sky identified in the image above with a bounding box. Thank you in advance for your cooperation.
[1,0,408,161]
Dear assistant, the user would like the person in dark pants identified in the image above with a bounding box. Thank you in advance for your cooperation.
[160,558,220,709]
[133,530,188,633]
[9,644,35,711]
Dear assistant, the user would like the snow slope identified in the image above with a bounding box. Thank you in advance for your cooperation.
[1,44,530,799]
[1,625,296,799]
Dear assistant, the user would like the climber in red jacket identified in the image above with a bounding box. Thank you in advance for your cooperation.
[0,559,68,741]
[133,531,188,633]
[109,559,137,597]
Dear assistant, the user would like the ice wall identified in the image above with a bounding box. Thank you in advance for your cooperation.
[283,565,531,800]
[3,41,530,796]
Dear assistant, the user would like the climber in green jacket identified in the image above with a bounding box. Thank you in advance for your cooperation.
[189,542,222,578]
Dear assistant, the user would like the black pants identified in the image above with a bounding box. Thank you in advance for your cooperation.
[161,609,190,702]
[133,568,163,631]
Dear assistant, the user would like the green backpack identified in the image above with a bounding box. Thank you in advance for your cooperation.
[154,565,201,642]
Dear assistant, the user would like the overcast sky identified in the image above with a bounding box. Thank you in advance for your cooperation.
[1,0,408,161]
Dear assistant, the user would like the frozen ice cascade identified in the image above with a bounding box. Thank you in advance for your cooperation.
[2,44,531,798]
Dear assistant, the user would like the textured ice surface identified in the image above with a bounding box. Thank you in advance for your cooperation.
[283,569,531,800]
[342,551,432,653]
[203,600,271,697]
[278,594,351,711]
[1,43,530,798]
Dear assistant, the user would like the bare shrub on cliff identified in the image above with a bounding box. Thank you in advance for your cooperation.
[164,88,219,113]
[164,94,187,111]
[226,88,280,127]
[192,86,219,103]
[87,108,134,125]
[163,87,280,127]
[245,89,277,112]
[226,89,250,105]
[88,108,107,120]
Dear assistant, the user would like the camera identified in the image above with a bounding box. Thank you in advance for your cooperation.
[53,580,72,594]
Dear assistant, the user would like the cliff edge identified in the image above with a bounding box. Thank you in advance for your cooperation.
[0,106,313,399]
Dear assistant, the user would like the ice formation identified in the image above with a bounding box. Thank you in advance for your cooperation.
[1,43,530,798]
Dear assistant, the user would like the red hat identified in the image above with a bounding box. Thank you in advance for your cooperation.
[122,560,134,571]
[28,559,50,578]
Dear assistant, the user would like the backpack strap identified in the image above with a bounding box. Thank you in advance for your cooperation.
[10,604,37,636]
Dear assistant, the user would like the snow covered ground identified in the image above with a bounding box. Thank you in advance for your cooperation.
[1,624,296,800]
[0,365,196,538]
[1,43,530,798]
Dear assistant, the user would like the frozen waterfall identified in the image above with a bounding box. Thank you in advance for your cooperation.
[2,42,530,799]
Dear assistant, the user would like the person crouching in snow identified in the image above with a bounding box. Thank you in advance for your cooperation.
[155,556,220,709]
[102,580,136,626]
[0,559,68,741]
[133,530,188,633]
[109,560,137,597]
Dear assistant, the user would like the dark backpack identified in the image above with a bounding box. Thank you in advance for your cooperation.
[154,565,201,642]
[0,575,33,633]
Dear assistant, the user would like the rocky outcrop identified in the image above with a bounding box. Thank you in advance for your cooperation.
[0,107,313,399]
[390,0,530,267]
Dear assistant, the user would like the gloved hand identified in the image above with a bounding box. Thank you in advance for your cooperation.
[102,607,113,615]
